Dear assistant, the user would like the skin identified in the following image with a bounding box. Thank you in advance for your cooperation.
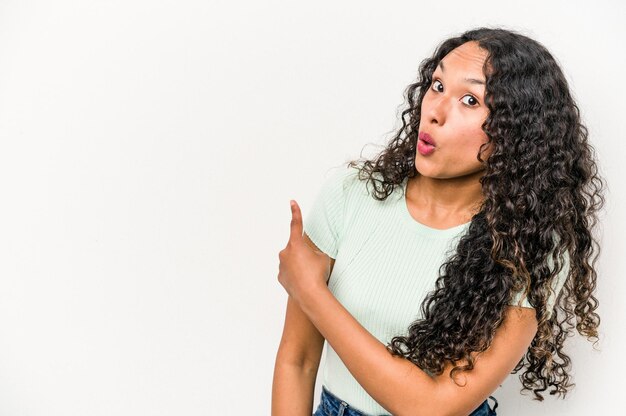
[276,42,538,416]
[409,41,493,229]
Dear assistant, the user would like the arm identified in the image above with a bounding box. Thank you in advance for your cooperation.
[271,295,323,416]
[271,235,336,416]
[297,285,538,416]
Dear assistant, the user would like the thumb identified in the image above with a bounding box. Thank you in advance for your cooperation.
[288,200,304,245]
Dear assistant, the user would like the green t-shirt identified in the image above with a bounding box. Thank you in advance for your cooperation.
[303,165,569,415]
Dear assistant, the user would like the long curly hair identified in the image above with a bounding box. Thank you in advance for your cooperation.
[342,27,606,401]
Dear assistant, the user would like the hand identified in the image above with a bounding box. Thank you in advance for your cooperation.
[277,200,331,303]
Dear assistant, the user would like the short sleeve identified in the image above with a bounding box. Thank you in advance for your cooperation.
[302,166,354,259]
[509,248,570,319]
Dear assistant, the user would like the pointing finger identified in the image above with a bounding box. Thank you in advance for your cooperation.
[289,200,304,244]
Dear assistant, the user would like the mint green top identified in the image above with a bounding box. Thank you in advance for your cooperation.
[303,165,569,415]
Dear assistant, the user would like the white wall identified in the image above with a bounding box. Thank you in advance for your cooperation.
[0,0,624,414]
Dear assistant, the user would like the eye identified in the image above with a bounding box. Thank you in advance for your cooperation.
[430,78,480,107]
[461,95,480,107]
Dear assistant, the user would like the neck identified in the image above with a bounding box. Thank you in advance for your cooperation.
[406,171,485,221]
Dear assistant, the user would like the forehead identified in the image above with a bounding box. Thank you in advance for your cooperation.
[438,41,489,74]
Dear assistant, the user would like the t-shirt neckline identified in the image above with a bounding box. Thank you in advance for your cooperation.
[396,176,471,238]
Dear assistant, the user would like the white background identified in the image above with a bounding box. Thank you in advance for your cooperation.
[0,0,624,415]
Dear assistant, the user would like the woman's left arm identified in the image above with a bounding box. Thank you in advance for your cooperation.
[297,283,537,416]
[278,201,538,416]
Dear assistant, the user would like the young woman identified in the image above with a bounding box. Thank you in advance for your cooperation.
[272,27,605,416]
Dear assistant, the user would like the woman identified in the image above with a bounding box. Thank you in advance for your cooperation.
[272,27,605,416]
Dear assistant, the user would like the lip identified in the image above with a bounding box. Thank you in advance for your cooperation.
[418,131,436,146]
[417,139,435,155]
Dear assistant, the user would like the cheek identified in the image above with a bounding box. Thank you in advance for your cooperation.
[469,118,490,156]
[458,132,490,163]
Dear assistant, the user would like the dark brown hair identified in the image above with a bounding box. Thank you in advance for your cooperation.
[343,26,605,400]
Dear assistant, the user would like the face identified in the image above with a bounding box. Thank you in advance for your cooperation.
[417,41,492,179]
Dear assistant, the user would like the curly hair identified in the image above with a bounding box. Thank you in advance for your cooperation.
[342,27,606,401]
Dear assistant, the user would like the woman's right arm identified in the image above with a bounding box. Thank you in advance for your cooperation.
[271,233,335,416]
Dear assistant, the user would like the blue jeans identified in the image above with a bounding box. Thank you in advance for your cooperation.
[313,385,498,416]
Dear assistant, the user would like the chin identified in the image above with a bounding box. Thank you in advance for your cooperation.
[414,161,438,177]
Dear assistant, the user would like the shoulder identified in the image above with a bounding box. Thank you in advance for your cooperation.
[315,164,366,202]
[322,164,361,188]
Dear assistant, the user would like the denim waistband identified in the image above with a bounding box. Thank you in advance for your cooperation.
[319,385,377,416]
[317,385,498,416]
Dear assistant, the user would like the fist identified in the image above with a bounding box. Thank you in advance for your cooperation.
[277,200,331,303]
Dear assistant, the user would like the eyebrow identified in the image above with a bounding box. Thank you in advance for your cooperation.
[438,60,486,86]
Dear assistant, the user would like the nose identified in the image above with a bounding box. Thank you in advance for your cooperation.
[425,94,451,126]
